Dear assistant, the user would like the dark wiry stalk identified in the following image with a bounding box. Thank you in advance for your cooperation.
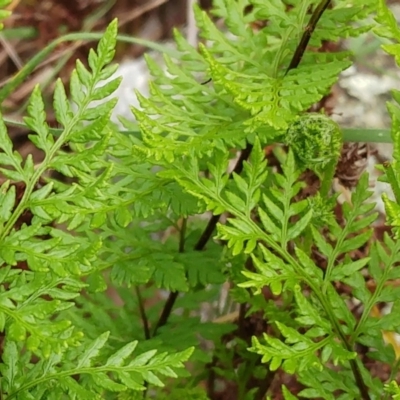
[135,286,150,340]
[179,217,187,253]
[285,0,332,75]
[153,217,188,336]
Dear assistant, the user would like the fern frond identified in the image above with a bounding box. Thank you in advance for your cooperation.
[249,284,356,372]
[310,173,378,291]
[297,365,378,400]
[374,0,400,236]
[0,271,85,355]
[133,0,372,162]
[347,234,400,347]
[2,332,194,399]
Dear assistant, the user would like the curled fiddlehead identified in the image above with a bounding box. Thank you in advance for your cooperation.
[285,113,342,177]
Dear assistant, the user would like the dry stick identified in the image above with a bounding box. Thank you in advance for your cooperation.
[186,0,199,48]
[0,34,23,70]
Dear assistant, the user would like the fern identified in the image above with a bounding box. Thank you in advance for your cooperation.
[1,0,400,398]
[132,0,374,165]
[0,20,121,358]
[2,331,193,399]
[133,0,396,396]
[374,0,400,242]
[0,15,196,399]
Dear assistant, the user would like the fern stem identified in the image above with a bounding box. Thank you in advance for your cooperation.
[194,214,220,251]
[179,217,187,253]
[135,286,150,340]
[285,0,332,74]
[0,83,109,241]
[254,370,276,400]
[282,2,370,393]
[0,116,85,241]
[317,294,371,400]
[280,4,371,393]
[152,219,188,336]
[301,274,370,398]
[322,202,362,293]
[152,291,178,336]
[284,253,370,398]
[318,158,337,198]
[206,355,218,397]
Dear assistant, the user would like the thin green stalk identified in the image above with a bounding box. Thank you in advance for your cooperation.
[13,0,116,115]
[342,128,392,143]
[1,27,36,40]
[14,51,72,116]
[0,32,180,103]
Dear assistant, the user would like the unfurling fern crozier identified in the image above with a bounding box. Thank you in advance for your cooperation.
[284,113,343,178]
